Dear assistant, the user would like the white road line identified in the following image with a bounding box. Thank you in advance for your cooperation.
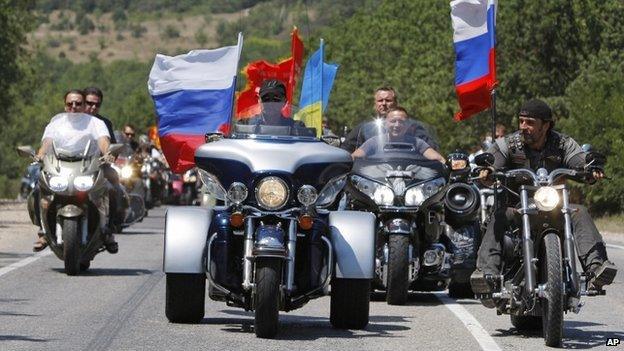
[434,292,502,351]
[0,250,52,278]
[607,243,624,250]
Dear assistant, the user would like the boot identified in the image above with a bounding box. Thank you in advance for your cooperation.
[102,227,118,254]
[588,260,617,290]
[33,229,48,252]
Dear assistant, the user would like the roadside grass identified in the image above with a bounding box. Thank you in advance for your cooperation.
[595,213,624,234]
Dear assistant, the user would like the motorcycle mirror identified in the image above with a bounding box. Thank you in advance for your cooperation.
[108,143,125,157]
[205,132,223,143]
[474,152,495,167]
[16,145,35,158]
[321,135,341,147]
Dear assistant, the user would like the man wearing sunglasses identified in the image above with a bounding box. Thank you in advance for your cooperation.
[84,87,116,144]
[32,89,119,253]
[246,79,306,128]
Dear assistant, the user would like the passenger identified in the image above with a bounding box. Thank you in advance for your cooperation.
[352,106,445,163]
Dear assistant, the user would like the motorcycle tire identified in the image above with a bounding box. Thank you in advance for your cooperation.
[330,278,370,329]
[254,259,282,338]
[386,234,410,305]
[165,273,205,323]
[62,218,81,276]
[80,261,91,272]
[448,282,474,299]
[540,233,564,347]
[510,315,541,331]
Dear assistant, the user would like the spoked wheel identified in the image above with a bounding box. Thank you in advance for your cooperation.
[540,233,564,347]
[62,218,81,276]
[386,234,410,305]
[254,259,282,338]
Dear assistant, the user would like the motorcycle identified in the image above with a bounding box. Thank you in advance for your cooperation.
[17,141,123,275]
[18,162,41,200]
[345,144,480,305]
[472,152,608,347]
[111,150,147,228]
[163,103,375,338]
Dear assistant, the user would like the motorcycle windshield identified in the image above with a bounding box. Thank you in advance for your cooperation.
[353,141,447,185]
[44,113,102,160]
[230,102,318,141]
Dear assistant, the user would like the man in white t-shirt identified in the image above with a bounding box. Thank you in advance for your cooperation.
[33,90,118,253]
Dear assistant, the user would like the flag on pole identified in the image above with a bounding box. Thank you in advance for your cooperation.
[295,39,339,137]
[148,33,243,173]
[236,28,304,119]
[451,0,497,121]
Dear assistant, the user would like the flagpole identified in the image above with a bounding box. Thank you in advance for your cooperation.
[490,87,498,212]
[320,38,324,136]
[229,32,244,130]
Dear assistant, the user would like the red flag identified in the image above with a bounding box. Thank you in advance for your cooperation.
[236,28,304,119]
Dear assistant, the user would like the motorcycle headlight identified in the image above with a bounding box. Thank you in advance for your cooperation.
[227,182,248,204]
[198,169,226,201]
[297,185,318,206]
[48,176,69,192]
[256,176,289,210]
[405,177,446,206]
[121,165,134,179]
[351,175,394,206]
[316,175,347,208]
[73,176,94,191]
[534,186,560,211]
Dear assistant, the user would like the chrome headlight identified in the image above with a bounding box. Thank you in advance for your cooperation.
[405,177,446,206]
[256,176,289,210]
[351,175,394,206]
[73,176,94,191]
[198,169,226,201]
[316,175,347,207]
[534,186,560,211]
[227,182,248,204]
[297,185,318,206]
[120,165,134,179]
[48,176,69,192]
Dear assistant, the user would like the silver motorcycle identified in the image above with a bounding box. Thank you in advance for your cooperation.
[17,141,123,275]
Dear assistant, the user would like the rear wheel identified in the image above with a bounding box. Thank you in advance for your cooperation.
[386,235,410,305]
[62,218,81,276]
[541,233,564,347]
[165,273,205,323]
[330,278,370,329]
[254,259,282,338]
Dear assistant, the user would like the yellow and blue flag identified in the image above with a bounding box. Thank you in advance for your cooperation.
[295,40,338,136]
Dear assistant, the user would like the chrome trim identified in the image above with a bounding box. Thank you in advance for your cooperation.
[285,219,297,292]
[242,217,254,290]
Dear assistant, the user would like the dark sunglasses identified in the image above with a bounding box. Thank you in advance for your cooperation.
[124,132,135,137]
[85,101,101,107]
[65,101,84,107]
[261,94,286,103]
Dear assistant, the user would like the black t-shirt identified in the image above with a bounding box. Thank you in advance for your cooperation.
[94,113,116,144]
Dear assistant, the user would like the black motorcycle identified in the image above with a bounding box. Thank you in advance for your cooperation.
[472,152,609,347]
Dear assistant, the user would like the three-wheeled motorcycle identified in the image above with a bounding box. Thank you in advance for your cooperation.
[163,103,375,338]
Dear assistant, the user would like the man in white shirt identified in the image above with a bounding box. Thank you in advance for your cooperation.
[33,89,118,253]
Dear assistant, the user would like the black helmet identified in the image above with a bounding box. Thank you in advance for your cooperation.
[259,79,286,99]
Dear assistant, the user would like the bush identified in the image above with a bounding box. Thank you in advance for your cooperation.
[130,24,148,38]
[163,25,180,39]
[195,28,208,47]
[78,16,95,35]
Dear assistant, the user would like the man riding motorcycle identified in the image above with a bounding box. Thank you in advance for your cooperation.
[470,99,617,299]
[33,89,118,253]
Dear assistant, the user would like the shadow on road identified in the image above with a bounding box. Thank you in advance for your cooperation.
[0,311,40,317]
[208,309,410,340]
[0,335,50,342]
[50,268,157,277]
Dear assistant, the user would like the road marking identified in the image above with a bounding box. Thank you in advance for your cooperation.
[607,243,624,250]
[0,250,52,278]
[434,292,502,351]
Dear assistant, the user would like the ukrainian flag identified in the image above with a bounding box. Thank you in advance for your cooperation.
[295,40,338,137]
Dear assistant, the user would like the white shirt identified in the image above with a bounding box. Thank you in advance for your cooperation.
[42,113,110,155]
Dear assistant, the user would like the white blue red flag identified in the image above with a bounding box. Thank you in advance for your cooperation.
[148,34,243,173]
[451,0,497,121]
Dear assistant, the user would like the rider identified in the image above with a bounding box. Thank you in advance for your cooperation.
[470,99,617,300]
[352,106,445,163]
[342,86,439,153]
[246,79,306,128]
[33,89,118,253]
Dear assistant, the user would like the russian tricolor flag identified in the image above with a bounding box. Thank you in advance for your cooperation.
[148,34,243,173]
[451,0,497,121]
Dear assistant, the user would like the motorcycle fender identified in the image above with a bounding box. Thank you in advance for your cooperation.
[57,204,83,218]
[163,206,212,273]
[329,210,375,279]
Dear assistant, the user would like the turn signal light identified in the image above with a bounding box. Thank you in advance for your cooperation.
[298,214,313,230]
[230,212,244,228]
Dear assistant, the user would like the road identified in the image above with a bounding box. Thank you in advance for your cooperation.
[0,203,622,350]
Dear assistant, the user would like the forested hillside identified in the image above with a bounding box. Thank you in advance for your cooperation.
[2,0,623,214]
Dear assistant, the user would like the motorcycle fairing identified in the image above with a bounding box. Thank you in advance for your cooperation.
[329,211,376,279]
[163,206,212,273]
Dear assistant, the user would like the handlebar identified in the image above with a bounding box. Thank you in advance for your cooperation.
[472,166,602,186]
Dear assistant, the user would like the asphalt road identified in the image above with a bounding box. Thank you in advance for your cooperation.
[0,203,622,350]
